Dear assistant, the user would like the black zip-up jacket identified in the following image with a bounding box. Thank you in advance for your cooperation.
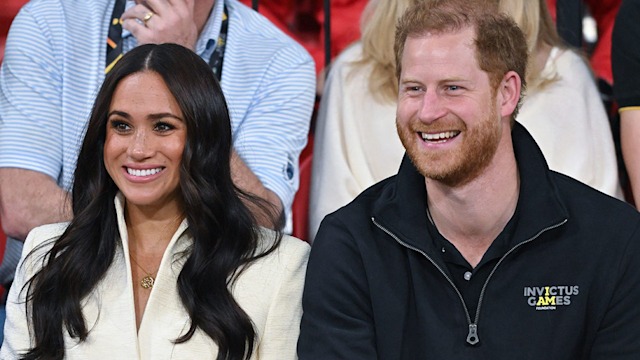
[298,123,640,359]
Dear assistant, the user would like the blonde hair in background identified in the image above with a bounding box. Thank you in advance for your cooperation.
[354,0,561,102]
[354,0,416,103]
[498,0,565,91]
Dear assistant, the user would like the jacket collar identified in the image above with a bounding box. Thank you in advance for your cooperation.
[372,122,569,255]
[113,192,190,255]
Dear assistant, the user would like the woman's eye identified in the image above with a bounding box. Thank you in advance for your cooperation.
[110,120,130,132]
[154,122,174,132]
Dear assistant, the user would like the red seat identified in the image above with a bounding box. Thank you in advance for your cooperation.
[1,0,29,62]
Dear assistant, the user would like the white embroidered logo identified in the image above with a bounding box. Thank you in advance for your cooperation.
[523,285,579,311]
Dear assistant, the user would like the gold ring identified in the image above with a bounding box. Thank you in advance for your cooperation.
[142,11,155,25]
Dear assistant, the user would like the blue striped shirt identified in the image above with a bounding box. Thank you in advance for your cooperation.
[0,0,315,226]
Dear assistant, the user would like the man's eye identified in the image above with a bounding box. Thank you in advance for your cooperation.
[447,85,461,91]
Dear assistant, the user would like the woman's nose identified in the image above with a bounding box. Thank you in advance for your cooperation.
[127,130,153,159]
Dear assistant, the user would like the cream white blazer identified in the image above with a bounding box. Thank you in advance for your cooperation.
[1,194,310,359]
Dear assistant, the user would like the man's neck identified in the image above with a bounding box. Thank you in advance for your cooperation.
[426,136,520,267]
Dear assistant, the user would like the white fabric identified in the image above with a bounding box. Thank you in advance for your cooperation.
[309,43,404,240]
[1,194,309,359]
[517,47,622,199]
[309,44,622,240]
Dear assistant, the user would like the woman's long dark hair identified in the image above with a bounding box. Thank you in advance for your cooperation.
[21,43,282,360]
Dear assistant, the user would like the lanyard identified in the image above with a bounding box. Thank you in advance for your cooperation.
[209,4,229,80]
[106,0,229,81]
[105,0,126,74]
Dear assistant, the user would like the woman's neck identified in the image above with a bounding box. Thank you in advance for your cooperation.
[125,203,184,254]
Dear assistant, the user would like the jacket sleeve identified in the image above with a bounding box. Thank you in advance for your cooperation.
[298,214,378,359]
[257,237,310,360]
[0,3,65,179]
[230,45,315,223]
[589,220,640,359]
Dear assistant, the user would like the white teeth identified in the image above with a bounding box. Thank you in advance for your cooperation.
[127,167,162,177]
[421,131,458,141]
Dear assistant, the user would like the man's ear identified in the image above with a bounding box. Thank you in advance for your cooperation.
[498,70,522,118]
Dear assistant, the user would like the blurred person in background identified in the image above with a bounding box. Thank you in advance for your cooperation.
[309,0,412,240]
[613,0,640,206]
[499,0,622,200]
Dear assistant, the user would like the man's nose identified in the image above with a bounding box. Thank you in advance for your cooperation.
[418,90,447,124]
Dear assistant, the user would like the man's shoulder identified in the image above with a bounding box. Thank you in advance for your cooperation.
[8,0,110,45]
[551,171,640,227]
[226,0,312,61]
[226,0,290,40]
[18,0,109,18]
[327,175,398,223]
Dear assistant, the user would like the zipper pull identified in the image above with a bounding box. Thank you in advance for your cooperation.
[466,324,479,345]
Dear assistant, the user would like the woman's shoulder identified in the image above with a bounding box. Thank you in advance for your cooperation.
[551,48,593,79]
[15,222,70,279]
[328,42,366,75]
[236,228,310,284]
[27,222,69,243]
[23,222,70,253]
[255,227,310,262]
[231,229,309,301]
[335,42,365,63]
[29,222,69,237]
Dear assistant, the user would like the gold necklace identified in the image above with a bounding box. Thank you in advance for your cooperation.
[129,253,158,289]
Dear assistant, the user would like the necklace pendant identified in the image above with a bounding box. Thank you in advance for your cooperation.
[141,275,155,289]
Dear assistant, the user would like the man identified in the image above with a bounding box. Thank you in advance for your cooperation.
[0,0,315,335]
[298,0,640,358]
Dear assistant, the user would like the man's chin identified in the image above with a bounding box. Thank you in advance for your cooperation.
[408,154,480,188]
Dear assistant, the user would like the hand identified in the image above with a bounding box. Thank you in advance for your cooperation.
[121,0,198,51]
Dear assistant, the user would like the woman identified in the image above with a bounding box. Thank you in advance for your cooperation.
[309,0,413,240]
[1,43,309,359]
[497,0,622,200]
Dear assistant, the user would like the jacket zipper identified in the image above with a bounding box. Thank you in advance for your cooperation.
[372,216,567,346]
